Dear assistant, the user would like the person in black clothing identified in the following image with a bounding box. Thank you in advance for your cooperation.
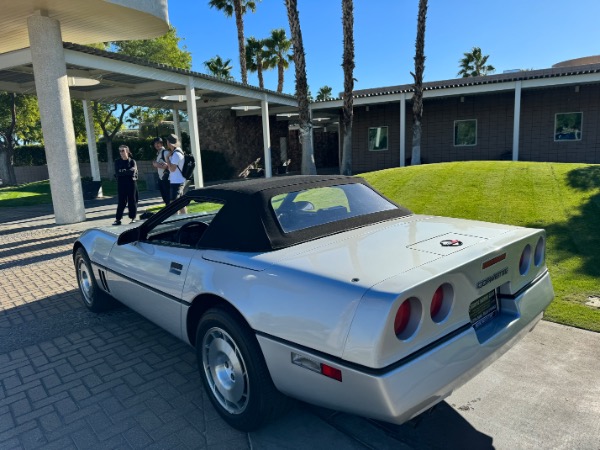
[113,145,138,225]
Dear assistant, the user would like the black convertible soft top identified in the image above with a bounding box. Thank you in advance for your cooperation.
[182,175,412,252]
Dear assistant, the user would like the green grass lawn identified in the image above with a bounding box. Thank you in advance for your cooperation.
[2,162,599,332]
[362,161,600,333]
[0,179,147,207]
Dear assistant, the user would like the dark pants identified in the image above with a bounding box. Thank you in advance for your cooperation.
[116,180,138,220]
[169,183,184,203]
[159,176,170,204]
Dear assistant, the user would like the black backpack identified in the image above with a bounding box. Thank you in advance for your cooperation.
[175,150,196,180]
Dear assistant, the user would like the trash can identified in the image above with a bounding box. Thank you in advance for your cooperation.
[145,172,159,191]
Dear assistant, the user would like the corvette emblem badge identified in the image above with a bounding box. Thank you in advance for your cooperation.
[441,239,463,247]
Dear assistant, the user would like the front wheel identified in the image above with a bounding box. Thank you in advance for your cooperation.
[74,248,114,312]
[196,307,290,431]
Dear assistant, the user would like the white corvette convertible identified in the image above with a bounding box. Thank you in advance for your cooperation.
[73,175,554,431]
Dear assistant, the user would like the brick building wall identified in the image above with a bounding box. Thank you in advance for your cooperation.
[352,103,402,173]
[421,92,515,163]
[351,85,600,172]
[519,84,600,163]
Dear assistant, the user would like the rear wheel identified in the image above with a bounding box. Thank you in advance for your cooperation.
[74,248,114,312]
[196,307,290,431]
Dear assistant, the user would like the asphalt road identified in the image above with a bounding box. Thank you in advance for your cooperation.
[1,196,599,449]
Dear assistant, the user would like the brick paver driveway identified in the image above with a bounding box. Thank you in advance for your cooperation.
[0,200,250,449]
[1,196,598,450]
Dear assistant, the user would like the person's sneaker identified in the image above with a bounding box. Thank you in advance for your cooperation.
[130,219,136,224]
[112,220,121,225]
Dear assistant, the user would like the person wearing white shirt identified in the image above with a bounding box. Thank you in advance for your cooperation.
[165,134,187,213]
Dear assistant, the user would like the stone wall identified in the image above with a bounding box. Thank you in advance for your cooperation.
[197,109,290,174]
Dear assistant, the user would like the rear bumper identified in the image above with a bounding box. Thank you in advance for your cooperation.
[257,271,554,424]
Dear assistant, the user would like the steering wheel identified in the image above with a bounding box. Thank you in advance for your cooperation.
[175,221,209,247]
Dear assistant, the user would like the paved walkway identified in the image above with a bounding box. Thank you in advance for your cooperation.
[0,194,599,449]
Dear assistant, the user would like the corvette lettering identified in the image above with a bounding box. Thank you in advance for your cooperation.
[476,267,509,289]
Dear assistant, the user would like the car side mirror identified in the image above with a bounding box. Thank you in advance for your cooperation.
[117,227,141,246]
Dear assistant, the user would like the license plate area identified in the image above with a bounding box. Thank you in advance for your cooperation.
[469,290,499,329]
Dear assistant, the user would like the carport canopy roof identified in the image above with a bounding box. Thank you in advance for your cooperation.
[0,42,299,112]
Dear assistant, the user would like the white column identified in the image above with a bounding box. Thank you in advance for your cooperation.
[172,108,181,142]
[82,99,102,197]
[28,12,85,224]
[400,93,406,167]
[513,81,522,161]
[186,77,203,188]
[261,96,272,178]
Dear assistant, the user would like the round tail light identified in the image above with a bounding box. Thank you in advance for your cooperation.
[394,300,411,336]
[394,297,422,340]
[430,286,444,318]
[430,283,454,323]
[519,244,532,275]
[534,236,545,266]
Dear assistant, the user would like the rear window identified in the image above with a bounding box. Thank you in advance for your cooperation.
[271,183,397,233]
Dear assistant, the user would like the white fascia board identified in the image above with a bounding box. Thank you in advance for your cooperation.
[522,72,600,88]
[65,49,189,85]
[0,48,32,71]
[188,77,297,106]
[423,82,517,98]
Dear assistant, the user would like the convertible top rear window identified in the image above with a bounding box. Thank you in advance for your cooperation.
[271,184,398,233]
[141,175,412,252]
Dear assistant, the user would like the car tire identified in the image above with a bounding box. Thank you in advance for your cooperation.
[196,307,290,431]
[74,248,115,312]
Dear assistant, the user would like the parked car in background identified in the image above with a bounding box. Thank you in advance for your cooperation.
[73,175,554,431]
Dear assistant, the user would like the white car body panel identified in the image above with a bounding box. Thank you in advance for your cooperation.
[74,175,555,426]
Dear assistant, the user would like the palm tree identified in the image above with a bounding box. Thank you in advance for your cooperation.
[204,55,234,80]
[340,0,354,176]
[263,29,293,94]
[458,47,495,77]
[246,37,266,89]
[410,0,427,166]
[285,0,316,175]
[316,85,333,101]
[208,0,258,84]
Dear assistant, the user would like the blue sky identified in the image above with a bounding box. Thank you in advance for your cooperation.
[168,0,600,96]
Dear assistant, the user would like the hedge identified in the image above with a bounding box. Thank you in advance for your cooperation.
[14,135,234,182]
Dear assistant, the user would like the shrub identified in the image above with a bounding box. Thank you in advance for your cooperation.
[14,139,235,182]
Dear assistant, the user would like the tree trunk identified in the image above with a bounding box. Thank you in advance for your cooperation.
[299,122,315,175]
[341,0,355,176]
[286,0,316,175]
[411,0,428,166]
[341,122,353,175]
[277,61,284,93]
[106,138,115,177]
[412,119,422,166]
[234,0,248,84]
[257,56,264,89]
[0,144,17,186]
[0,93,18,185]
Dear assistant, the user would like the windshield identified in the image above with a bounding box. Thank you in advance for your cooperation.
[271,183,397,233]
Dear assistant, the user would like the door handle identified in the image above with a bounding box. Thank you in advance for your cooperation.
[170,262,183,275]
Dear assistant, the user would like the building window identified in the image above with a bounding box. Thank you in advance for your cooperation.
[368,126,388,151]
[454,120,477,146]
[554,112,582,141]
